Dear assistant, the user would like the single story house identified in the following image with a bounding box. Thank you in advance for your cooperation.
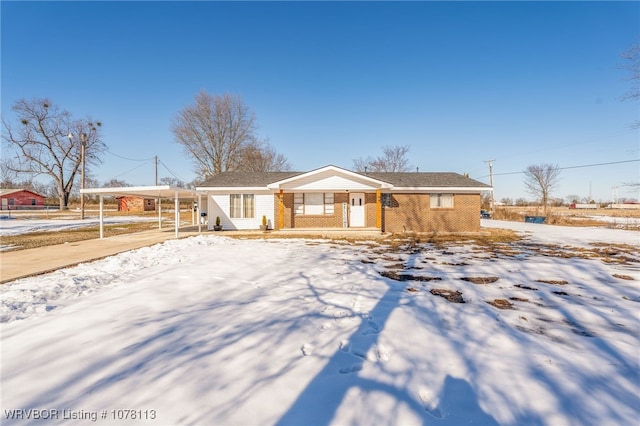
[0,189,46,210]
[116,196,156,212]
[197,165,492,233]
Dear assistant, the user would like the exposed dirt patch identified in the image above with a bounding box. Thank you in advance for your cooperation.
[406,287,419,293]
[552,291,569,296]
[430,289,465,303]
[536,279,569,285]
[380,271,442,282]
[487,299,513,309]
[460,276,499,284]
[510,297,529,302]
[613,274,635,280]
[514,284,538,291]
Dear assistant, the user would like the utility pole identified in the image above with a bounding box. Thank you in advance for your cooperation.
[484,159,495,214]
[154,155,158,186]
[80,133,87,220]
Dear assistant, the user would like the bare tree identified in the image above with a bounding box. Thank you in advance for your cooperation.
[523,163,561,213]
[102,178,131,188]
[239,140,292,172]
[500,197,513,206]
[353,145,412,172]
[172,91,290,177]
[620,41,640,129]
[159,176,186,187]
[2,98,105,209]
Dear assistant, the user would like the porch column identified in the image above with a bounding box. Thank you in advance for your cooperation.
[376,189,381,229]
[174,191,179,239]
[197,193,202,233]
[99,195,104,239]
[279,190,284,230]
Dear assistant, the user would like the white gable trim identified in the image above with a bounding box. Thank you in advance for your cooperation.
[197,186,270,192]
[267,165,392,190]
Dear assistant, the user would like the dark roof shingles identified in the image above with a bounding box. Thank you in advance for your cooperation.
[199,170,490,188]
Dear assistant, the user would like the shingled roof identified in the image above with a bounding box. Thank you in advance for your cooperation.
[366,172,490,188]
[199,169,490,189]
[199,171,303,187]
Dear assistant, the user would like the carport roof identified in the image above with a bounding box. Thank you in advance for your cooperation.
[81,185,201,200]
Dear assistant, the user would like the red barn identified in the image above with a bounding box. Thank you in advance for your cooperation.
[0,189,46,210]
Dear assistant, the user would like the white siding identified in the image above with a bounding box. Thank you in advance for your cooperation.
[207,192,274,230]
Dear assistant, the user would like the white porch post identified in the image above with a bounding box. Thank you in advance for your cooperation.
[197,193,202,233]
[99,195,104,239]
[158,199,162,229]
[174,191,179,239]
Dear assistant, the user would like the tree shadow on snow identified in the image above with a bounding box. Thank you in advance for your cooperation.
[276,246,499,426]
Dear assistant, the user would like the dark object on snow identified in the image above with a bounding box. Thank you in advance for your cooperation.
[524,216,546,224]
[430,289,465,303]
[480,209,492,219]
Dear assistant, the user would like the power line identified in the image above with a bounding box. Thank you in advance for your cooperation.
[474,159,640,180]
[105,149,153,162]
[157,158,188,183]
[112,159,154,180]
[494,129,637,162]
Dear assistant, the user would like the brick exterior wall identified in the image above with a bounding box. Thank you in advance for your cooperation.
[117,197,156,212]
[274,192,349,229]
[274,192,481,232]
[382,193,481,233]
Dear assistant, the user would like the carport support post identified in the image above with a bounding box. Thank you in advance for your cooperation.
[174,191,179,239]
[99,195,104,239]
[197,193,202,233]
[158,199,162,230]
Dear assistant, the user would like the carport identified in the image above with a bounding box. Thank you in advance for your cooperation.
[81,185,204,239]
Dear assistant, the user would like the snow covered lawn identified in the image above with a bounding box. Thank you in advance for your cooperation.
[1,223,639,425]
[0,216,156,237]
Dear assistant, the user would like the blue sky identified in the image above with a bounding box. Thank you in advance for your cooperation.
[2,1,639,202]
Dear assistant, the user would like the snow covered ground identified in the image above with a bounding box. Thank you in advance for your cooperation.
[0,215,156,237]
[1,222,638,425]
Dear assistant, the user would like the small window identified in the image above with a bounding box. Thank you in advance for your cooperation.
[305,193,324,215]
[325,193,334,214]
[430,194,454,208]
[294,193,334,216]
[31,199,37,205]
[230,194,255,218]
[8,198,15,205]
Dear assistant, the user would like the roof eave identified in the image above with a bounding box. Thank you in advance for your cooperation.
[388,186,493,192]
[196,186,270,192]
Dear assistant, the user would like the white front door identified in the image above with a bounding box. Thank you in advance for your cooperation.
[349,193,365,227]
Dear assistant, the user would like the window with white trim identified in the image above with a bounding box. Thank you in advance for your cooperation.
[230,194,255,218]
[430,194,454,208]
[294,192,335,215]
